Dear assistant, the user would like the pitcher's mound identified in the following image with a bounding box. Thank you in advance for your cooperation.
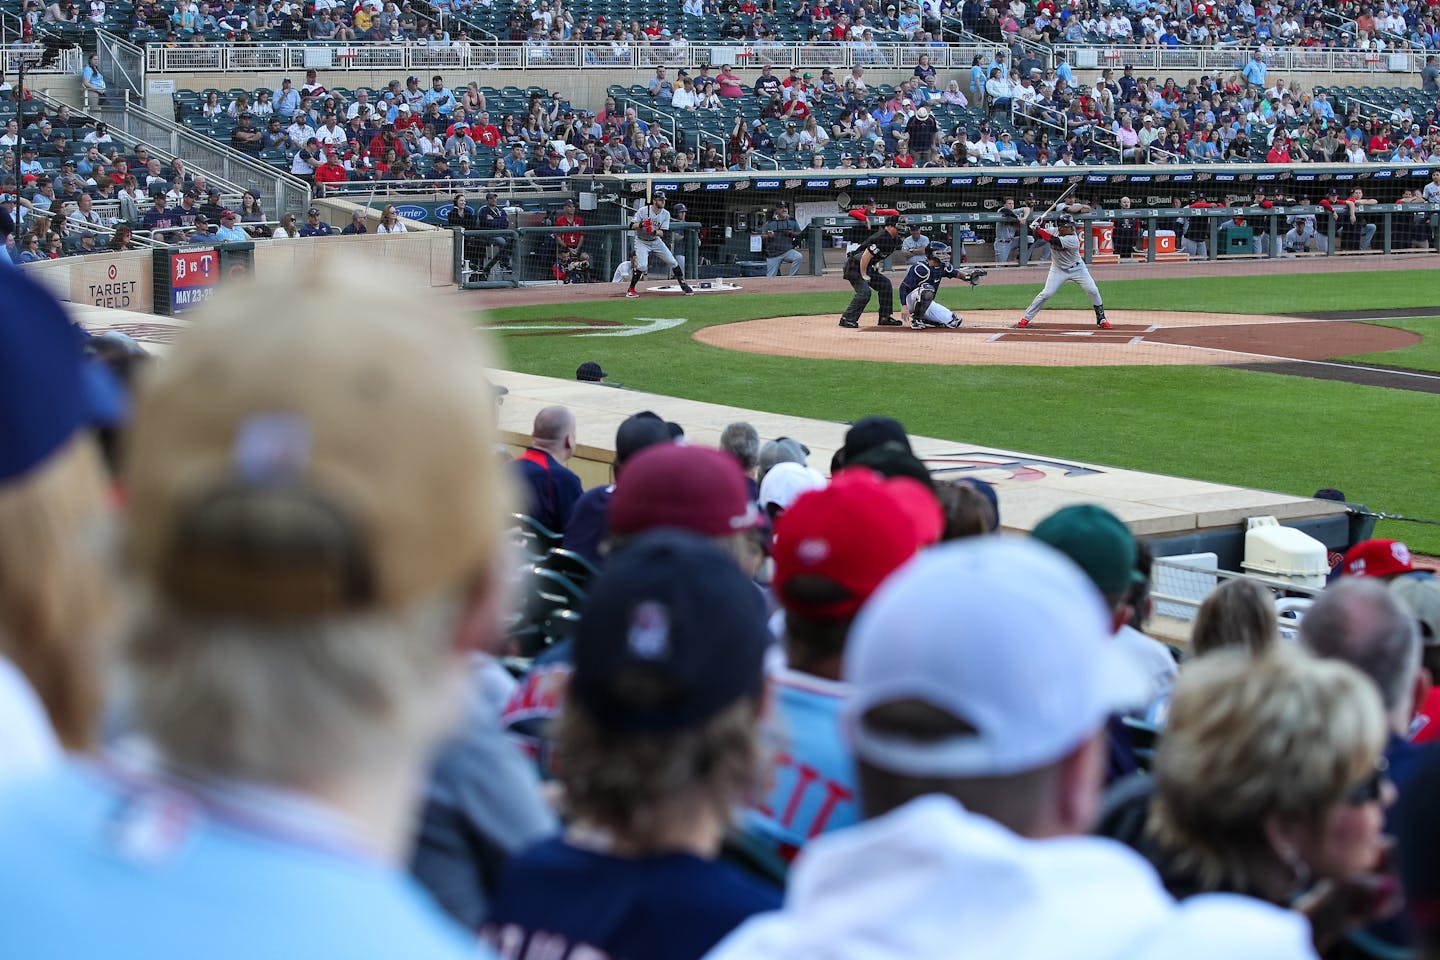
[694,310,1416,368]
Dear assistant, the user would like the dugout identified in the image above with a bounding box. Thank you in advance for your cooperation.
[590,163,1440,275]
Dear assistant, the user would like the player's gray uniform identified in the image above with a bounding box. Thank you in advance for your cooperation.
[630,203,679,272]
[994,211,1024,262]
[1021,231,1103,322]
[1283,213,1326,253]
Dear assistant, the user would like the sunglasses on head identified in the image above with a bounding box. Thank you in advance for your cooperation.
[1345,756,1390,806]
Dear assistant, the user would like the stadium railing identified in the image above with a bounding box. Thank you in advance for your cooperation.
[139,40,1433,77]
[454,221,701,288]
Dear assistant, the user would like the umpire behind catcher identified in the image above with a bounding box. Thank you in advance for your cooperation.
[838,214,905,329]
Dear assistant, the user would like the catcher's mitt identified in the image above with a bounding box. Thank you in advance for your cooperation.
[961,268,988,287]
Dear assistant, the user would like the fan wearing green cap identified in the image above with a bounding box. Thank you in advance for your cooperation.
[1031,505,1178,768]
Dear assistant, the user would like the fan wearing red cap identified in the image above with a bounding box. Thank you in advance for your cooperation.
[742,469,932,863]
[1342,539,1416,580]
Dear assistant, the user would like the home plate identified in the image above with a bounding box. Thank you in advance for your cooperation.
[646,280,744,294]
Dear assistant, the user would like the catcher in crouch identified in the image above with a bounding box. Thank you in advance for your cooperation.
[898,243,986,329]
[625,193,694,298]
[1015,213,1110,329]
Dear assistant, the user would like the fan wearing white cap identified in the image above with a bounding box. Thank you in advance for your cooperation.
[706,536,1319,960]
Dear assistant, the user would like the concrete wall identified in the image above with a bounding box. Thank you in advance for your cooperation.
[21,228,453,310]
[145,67,1419,115]
[253,228,453,285]
[21,248,156,312]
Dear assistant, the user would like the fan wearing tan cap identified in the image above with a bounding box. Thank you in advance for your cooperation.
[0,266,517,959]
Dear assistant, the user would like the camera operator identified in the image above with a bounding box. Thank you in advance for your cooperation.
[761,201,803,277]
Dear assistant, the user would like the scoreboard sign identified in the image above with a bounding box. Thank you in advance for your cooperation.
[168,248,218,313]
[152,242,254,316]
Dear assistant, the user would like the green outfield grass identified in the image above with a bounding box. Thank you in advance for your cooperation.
[481,269,1440,552]
[1342,317,1440,373]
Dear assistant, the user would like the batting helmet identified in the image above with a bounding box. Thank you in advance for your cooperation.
[1056,213,1078,227]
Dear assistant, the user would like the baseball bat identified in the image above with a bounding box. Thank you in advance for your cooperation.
[1033,182,1078,228]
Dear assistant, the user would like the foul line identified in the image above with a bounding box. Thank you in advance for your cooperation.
[1156,341,1440,383]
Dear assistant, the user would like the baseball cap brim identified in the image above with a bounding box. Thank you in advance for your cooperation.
[844,536,1152,779]
[847,640,1149,778]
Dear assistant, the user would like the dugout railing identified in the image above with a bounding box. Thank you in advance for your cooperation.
[454,221,701,289]
[800,204,1440,275]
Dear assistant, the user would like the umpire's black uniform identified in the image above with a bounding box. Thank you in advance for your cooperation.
[839,223,904,328]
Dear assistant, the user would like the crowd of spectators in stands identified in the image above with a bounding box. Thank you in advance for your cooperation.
[7,263,1440,958]
[170,53,1440,183]
[94,0,1440,52]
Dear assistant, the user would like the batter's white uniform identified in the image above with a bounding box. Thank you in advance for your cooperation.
[1021,230,1103,322]
[630,202,679,272]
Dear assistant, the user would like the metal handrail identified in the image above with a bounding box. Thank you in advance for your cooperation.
[139,40,1431,77]
[84,97,312,217]
[95,30,146,106]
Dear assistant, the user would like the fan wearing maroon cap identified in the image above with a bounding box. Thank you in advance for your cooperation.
[561,412,672,566]
[483,532,781,958]
[743,469,937,867]
[501,444,769,774]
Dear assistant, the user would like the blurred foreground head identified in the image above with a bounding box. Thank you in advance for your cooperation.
[124,265,508,785]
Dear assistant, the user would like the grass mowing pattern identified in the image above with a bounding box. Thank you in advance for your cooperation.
[480,270,1440,552]
[1342,317,1440,373]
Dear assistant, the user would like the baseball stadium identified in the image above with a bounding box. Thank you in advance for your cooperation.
[6,8,1440,960]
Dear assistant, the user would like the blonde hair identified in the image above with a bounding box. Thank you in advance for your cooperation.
[1148,649,1386,892]
[1190,578,1279,658]
[129,589,467,783]
[554,696,760,849]
[0,435,115,749]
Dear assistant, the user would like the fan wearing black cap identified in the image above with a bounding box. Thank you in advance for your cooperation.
[838,214,905,329]
[474,192,512,276]
[482,531,781,959]
[297,206,334,237]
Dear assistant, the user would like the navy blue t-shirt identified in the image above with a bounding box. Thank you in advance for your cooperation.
[483,837,780,960]
[513,448,583,534]
[561,484,613,565]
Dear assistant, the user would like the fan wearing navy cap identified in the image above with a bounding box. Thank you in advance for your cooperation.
[483,532,781,958]
[298,206,334,236]
[475,192,511,276]
[501,444,767,773]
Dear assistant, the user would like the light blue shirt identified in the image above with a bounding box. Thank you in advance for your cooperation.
[1055,61,1074,85]
[744,668,858,861]
[274,86,300,118]
[213,224,248,241]
[423,86,456,115]
[0,763,489,960]
[1242,57,1268,85]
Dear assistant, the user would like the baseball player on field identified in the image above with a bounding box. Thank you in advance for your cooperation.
[1014,213,1110,329]
[625,193,694,298]
[897,243,986,329]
